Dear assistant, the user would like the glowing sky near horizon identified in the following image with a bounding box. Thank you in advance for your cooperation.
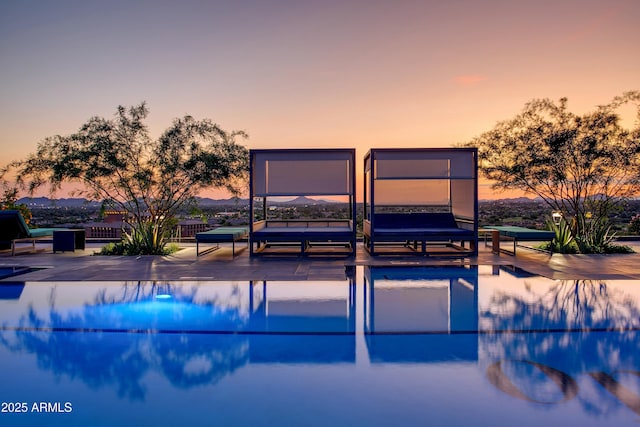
[1,0,639,200]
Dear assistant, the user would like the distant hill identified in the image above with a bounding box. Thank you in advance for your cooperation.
[194,197,249,207]
[479,196,539,203]
[17,197,102,208]
[16,196,248,208]
[196,196,342,206]
[18,195,550,208]
[271,196,343,205]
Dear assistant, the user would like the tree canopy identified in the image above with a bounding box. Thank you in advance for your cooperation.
[4,103,249,254]
[466,91,640,252]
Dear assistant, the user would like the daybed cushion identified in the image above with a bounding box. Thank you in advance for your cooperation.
[370,213,474,238]
[196,227,247,243]
[253,226,353,239]
[485,226,554,241]
[373,227,474,237]
[373,212,459,229]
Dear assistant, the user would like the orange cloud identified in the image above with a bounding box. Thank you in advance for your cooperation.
[454,75,488,86]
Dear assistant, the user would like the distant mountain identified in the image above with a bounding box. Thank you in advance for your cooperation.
[196,196,341,206]
[17,195,551,208]
[479,197,539,203]
[271,196,343,205]
[195,197,249,207]
[16,197,102,208]
[14,196,340,208]
[14,196,247,208]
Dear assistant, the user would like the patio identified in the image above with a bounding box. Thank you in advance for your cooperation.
[2,238,640,282]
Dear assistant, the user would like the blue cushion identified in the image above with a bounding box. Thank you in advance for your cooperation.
[373,213,458,229]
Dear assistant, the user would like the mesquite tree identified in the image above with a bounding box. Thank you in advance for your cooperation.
[6,103,249,254]
[466,91,640,252]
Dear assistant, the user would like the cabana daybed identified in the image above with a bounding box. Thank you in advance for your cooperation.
[363,148,478,256]
[249,149,357,256]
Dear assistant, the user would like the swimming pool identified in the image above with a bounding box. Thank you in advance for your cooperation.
[0,266,41,280]
[1,265,639,426]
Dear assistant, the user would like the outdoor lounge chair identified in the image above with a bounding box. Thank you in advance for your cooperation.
[0,210,59,255]
[484,226,555,255]
[195,227,248,257]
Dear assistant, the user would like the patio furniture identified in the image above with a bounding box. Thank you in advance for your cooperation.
[0,210,60,256]
[363,148,478,256]
[53,229,86,253]
[249,149,357,256]
[195,227,248,257]
[483,226,555,255]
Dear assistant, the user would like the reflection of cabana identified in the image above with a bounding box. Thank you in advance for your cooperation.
[363,148,478,256]
[364,266,478,362]
[249,280,356,334]
[248,280,356,363]
[249,149,357,256]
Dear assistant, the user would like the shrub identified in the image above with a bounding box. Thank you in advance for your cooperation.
[97,242,125,255]
[96,239,180,256]
[601,244,635,254]
[629,214,640,235]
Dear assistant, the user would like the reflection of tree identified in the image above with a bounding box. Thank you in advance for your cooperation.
[0,282,250,401]
[481,280,640,369]
[481,280,640,416]
[482,280,640,333]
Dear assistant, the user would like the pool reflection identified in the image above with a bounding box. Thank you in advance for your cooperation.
[0,266,639,425]
[364,265,479,362]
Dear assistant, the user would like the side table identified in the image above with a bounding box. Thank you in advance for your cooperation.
[53,229,86,253]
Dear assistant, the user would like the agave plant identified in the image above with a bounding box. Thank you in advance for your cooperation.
[546,217,576,254]
[576,217,617,254]
[122,221,169,255]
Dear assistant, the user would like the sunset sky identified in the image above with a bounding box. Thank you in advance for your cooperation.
[1,0,638,200]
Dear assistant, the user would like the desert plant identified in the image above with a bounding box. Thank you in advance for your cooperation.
[629,214,640,235]
[545,217,577,254]
[576,217,616,254]
[466,91,640,247]
[96,242,125,256]
[0,185,32,224]
[6,103,248,255]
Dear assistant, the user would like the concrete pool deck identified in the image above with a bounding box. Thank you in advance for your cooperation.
[2,239,640,282]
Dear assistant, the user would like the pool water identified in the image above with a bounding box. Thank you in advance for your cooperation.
[0,266,40,280]
[1,265,639,426]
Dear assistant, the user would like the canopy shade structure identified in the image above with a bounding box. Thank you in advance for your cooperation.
[249,149,357,256]
[363,148,478,256]
[368,150,475,180]
[252,150,353,197]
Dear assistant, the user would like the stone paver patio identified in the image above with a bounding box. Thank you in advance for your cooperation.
[2,239,640,282]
